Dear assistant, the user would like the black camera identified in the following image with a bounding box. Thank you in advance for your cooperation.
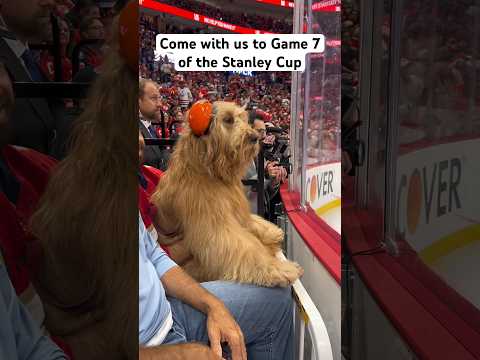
[263,127,291,175]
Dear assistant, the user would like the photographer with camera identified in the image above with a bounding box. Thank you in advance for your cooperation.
[263,122,288,187]
[245,111,288,220]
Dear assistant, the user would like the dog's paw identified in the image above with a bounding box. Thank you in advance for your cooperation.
[265,261,303,287]
[260,225,284,246]
[269,226,285,244]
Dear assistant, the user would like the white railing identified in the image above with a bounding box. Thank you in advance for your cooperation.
[278,253,334,360]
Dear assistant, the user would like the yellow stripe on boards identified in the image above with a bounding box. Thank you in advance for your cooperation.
[314,198,341,216]
[418,224,480,265]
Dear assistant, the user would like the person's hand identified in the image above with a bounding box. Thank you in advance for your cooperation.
[266,161,283,184]
[263,134,275,145]
[185,343,223,360]
[206,301,247,360]
[279,166,288,183]
[270,166,283,184]
[265,160,278,175]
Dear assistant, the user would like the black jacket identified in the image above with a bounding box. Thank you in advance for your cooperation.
[0,34,56,155]
[139,121,170,171]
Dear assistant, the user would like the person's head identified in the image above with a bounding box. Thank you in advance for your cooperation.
[175,110,183,122]
[80,17,105,40]
[0,61,14,147]
[102,15,114,43]
[78,2,100,20]
[58,18,71,47]
[252,118,266,140]
[0,0,54,43]
[139,78,161,120]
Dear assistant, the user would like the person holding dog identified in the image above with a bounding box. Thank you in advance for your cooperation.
[139,214,294,360]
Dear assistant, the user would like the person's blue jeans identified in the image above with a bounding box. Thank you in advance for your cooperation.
[162,281,294,360]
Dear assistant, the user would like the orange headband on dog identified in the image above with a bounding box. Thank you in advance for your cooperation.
[189,101,213,136]
[118,1,138,72]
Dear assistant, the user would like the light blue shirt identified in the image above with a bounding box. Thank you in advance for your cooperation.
[0,263,66,360]
[139,215,177,345]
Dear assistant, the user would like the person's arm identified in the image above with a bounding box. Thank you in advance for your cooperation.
[139,215,247,360]
[160,266,247,360]
[0,265,67,360]
[139,343,221,360]
[161,266,221,317]
[141,215,245,359]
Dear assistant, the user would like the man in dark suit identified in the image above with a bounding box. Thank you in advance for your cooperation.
[0,0,59,155]
[139,78,170,171]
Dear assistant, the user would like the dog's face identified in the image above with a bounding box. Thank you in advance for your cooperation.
[210,101,259,162]
[182,101,260,179]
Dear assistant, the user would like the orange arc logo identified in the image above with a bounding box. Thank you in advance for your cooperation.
[407,169,422,234]
[309,175,318,203]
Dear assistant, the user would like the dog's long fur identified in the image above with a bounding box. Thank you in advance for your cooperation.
[151,101,302,287]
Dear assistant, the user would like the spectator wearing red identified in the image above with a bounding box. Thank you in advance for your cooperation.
[77,16,105,70]
[39,18,73,82]
[66,0,100,29]
[138,132,172,257]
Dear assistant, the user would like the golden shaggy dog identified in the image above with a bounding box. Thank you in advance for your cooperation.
[151,101,303,287]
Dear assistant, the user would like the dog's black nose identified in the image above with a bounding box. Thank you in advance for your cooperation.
[249,134,259,144]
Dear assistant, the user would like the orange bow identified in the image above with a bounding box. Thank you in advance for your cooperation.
[189,101,213,136]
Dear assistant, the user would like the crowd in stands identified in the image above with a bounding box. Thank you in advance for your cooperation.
[341,0,360,74]
[342,0,480,142]
[305,48,341,163]
[140,13,221,79]
[397,0,480,140]
[140,11,292,133]
[2,0,125,159]
[155,65,292,133]
[305,10,342,164]
[160,0,293,33]
[340,0,480,178]
[312,11,341,38]
[140,9,342,165]
[140,14,157,81]
[31,0,116,84]
[16,0,121,158]
[140,6,341,165]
